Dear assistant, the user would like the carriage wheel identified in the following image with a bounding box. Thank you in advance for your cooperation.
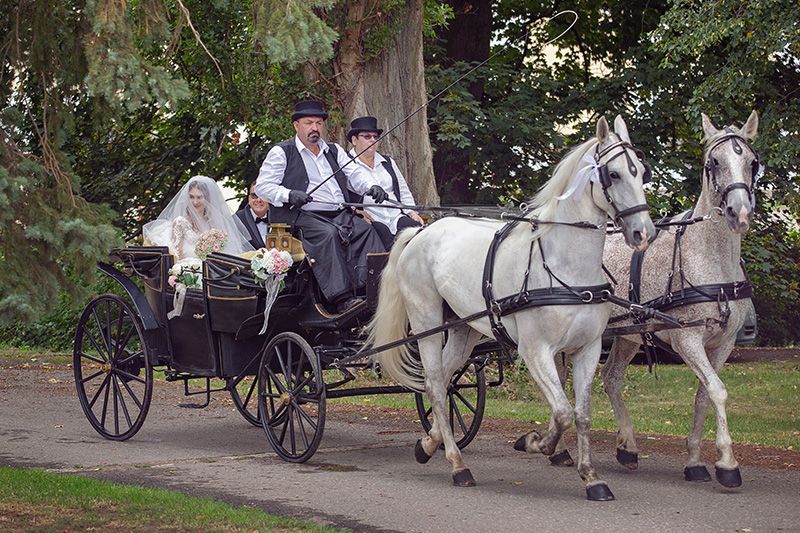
[414,362,486,449]
[228,373,260,426]
[257,332,326,463]
[73,295,153,441]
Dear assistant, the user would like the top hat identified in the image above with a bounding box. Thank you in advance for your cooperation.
[347,116,383,142]
[291,100,329,121]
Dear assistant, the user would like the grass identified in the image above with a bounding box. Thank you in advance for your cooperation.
[0,466,342,532]
[334,360,800,450]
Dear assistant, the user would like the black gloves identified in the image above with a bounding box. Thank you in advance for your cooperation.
[367,185,388,204]
[288,190,312,208]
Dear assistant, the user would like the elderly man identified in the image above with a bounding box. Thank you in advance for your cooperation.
[347,116,423,248]
[236,180,269,249]
[255,100,388,313]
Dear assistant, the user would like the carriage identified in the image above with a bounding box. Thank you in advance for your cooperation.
[73,223,503,462]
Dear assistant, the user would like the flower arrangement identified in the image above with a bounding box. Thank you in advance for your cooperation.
[167,258,203,289]
[166,258,202,320]
[250,248,293,334]
[195,228,228,259]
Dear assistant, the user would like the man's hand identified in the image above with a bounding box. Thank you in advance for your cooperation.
[356,208,374,223]
[367,185,388,204]
[408,210,425,225]
[288,190,312,208]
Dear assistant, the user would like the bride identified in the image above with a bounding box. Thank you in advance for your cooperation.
[143,175,254,261]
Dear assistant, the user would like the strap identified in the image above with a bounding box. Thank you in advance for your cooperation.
[380,156,402,202]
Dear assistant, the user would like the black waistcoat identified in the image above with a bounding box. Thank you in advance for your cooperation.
[269,139,352,224]
[380,156,402,202]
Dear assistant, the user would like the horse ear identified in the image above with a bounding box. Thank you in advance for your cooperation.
[701,113,719,138]
[739,110,759,141]
[596,116,609,143]
[613,115,631,143]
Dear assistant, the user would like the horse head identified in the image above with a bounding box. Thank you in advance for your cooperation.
[701,111,760,234]
[593,115,656,251]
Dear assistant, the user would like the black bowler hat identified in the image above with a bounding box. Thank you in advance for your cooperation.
[291,100,329,121]
[347,116,383,142]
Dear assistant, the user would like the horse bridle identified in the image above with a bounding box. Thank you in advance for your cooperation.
[703,129,761,210]
[593,139,652,225]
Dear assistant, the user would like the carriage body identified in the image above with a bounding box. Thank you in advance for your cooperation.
[73,225,499,458]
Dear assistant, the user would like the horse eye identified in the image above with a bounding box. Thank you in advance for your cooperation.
[712,158,720,166]
[751,160,760,178]
[609,171,620,180]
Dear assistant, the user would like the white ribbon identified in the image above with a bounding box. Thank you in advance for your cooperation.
[556,153,602,201]
[167,283,188,320]
[258,274,287,335]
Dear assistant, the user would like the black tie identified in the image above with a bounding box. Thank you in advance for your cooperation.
[254,217,268,224]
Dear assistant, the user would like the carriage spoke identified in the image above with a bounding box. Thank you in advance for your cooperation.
[288,405,297,454]
[266,368,288,394]
[114,325,136,361]
[450,396,469,435]
[118,374,143,410]
[116,350,143,367]
[293,401,318,431]
[81,369,105,384]
[286,343,294,390]
[115,368,146,384]
[242,376,257,409]
[292,373,314,395]
[79,352,105,365]
[88,374,111,409]
[112,376,133,429]
[268,403,288,427]
[275,344,291,379]
[86,328,108,362]
[451,389,477,414]
[294,407,310,449]
[112,371,120,434]
[294,349,305,378]
[277,410,290,445]
[113,306,125,359]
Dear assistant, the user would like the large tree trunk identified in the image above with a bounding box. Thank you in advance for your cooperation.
[432,0,492,204]
[332,0,439,205]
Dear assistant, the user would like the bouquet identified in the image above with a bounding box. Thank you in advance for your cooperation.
[166,258,202,319]
[250,248,293,334]
[195,228,228,259]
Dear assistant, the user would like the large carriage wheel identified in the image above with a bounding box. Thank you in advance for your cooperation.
[257,332,326,462]
[414,362,486,449]
[228,372,260,426]
[73,295,153,441]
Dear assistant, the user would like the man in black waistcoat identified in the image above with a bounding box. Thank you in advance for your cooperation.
[236,181,269,249]
[254,100,388,313]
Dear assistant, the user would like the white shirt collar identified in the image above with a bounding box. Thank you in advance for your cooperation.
[348,148,386,169]
[294,135,329,156]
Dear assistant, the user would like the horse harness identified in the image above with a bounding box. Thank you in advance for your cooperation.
[704,129,762,210]
[620,209,754,364]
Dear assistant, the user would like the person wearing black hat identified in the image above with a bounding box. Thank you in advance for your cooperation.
[236,180,269,249]
[347,116,424,249]
[254,100,388,313]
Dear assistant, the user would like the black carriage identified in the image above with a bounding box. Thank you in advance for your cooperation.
[74,224,502,461]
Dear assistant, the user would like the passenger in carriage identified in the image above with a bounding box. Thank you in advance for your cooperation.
[254,100,388,313]
[347,116,423,249]
[142,175,254,262]
[236,180,270,249]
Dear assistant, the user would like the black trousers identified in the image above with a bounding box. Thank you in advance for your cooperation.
[371,215,422,249]
[293,210,385,302]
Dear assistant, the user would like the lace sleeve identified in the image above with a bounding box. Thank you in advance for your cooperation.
[171,217,191,259]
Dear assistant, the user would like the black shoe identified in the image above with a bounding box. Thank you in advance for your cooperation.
[336,297,363,313]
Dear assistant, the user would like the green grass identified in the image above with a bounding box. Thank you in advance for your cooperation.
[0,466,343,532]
[336,361,800,450]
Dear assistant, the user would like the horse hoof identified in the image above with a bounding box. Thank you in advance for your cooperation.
[715,466,742,488]
[452,469,476,487]
[513,435,527,452]
[548,449,574,467]
[616,448,639,470]
[586,483,615,501]
[683,465,711,482]
[414,439,432,464]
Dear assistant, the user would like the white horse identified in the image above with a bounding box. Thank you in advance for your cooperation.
[367,116,655,500]
[599,111,759,488]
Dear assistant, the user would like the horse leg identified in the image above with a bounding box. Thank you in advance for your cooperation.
[601,337,642,470]
[572,338,614,500]
[673,333,741,487]
[546,353,575,467]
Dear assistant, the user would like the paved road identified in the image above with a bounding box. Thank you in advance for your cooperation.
[1,361,798,532]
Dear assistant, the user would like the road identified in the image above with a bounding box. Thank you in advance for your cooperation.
[1,360,798,532]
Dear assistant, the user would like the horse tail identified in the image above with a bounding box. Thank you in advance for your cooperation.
[365,228,425,392]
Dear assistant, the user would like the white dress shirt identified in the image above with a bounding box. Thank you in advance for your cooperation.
[250,208,268,242]
[349,149,415,233]
[255,136,373,212]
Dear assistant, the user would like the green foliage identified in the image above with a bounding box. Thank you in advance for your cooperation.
[252,0,339,65]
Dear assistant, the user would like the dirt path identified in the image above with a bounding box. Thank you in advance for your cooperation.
[2,360,799,532]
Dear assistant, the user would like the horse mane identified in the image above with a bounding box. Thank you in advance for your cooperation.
[523,136,601,241]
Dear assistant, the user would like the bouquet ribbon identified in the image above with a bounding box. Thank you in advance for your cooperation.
[167,283,188,320]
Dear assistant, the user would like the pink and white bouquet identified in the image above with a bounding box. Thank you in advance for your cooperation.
[166,258,202,319]
[195,228,228,259]
[250,248,293,334]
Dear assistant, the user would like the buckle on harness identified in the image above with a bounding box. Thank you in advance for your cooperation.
[581,291,594,303]
[490,299,503,316]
